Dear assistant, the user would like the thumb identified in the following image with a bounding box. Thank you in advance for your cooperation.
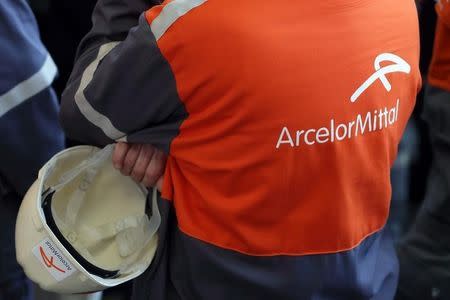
[156,176,164,192]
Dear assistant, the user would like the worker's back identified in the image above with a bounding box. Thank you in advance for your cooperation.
[135,0,423,299]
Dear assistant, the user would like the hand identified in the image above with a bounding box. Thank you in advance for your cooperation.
[112,142,166,191]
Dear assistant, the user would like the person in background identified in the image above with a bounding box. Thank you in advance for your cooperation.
[396,1,450,299]
[0,0,65,299]
[28,0,96,97]
[61,1,421,299]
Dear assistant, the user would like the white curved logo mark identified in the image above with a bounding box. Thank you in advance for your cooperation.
[350,53,411,103]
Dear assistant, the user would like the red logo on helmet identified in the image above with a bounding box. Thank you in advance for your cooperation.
[39,246,66,273]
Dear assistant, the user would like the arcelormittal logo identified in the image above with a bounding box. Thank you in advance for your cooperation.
[350,53,411,103]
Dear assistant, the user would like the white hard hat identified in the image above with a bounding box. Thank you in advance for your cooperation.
[15,145,160,294]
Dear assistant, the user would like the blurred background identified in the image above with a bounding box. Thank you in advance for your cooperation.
[2,0,445,299]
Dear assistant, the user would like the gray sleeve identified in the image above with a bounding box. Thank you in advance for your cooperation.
[60,0,188,152]
[76,0,158,55]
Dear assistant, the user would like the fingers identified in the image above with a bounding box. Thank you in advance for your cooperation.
[156,176,164,192]
[130,144,155,183]
[142,149,167,188]
[121,144,142,176]
[112,142,130,170]
[113,143,167,189]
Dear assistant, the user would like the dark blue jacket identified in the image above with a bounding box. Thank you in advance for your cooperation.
[0,0,64,197]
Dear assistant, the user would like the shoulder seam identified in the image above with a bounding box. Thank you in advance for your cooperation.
[146,0,207,41]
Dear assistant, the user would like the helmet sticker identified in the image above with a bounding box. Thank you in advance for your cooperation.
[32,238,77,281]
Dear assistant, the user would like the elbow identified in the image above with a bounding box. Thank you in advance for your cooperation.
[59,88,92,145]
[59,88,79,142]
[59,89,112,147]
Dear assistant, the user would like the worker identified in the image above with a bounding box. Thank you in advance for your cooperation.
[60,1,421,299]
[397,1,450,299]
[0,0,65,298]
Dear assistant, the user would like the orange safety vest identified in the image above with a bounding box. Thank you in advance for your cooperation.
[146,0,421,256]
